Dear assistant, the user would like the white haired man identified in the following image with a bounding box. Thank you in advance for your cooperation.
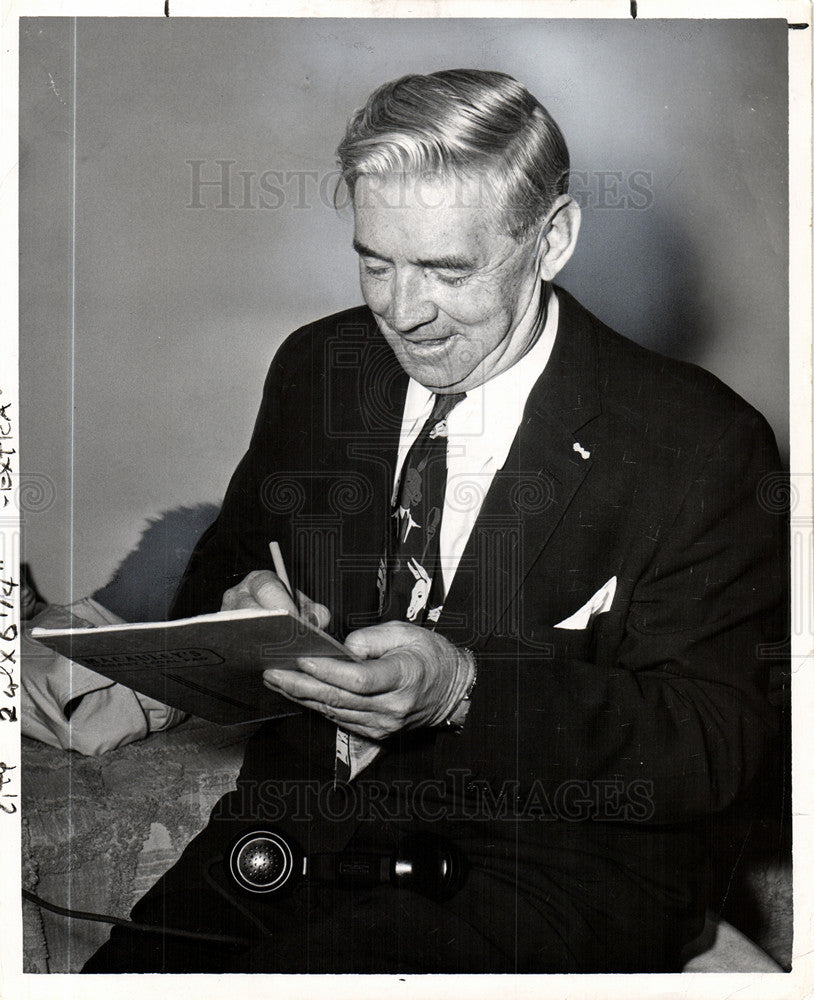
[84,69,784,974]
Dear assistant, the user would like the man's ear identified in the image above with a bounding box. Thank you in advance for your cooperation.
[534,195,581,282]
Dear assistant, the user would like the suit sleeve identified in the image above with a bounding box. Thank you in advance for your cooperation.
[433,408,786,823]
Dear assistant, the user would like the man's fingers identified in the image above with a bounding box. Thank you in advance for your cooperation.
[246,571,299,612]
[219,587,244,611]
[263,669,335,705]
[293,655,401,695]
[221,570,299,613]
[264,681,405,740]
[343,622,421,660]
[263,666,390,708]
[220,572,331,625]
[295,591,331,629]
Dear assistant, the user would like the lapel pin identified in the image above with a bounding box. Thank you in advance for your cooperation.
[573,442,591,460]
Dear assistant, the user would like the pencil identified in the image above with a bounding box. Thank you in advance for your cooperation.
[268,541,294,600]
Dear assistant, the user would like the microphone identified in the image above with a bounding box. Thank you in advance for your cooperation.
[23,828,469,948]
[227,828,467,902]
[229,829,303,894]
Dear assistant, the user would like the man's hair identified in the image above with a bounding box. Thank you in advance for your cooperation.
[336,69,570,239]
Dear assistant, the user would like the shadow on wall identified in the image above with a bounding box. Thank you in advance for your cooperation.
[562,204,711,367]
[91,503,220,623]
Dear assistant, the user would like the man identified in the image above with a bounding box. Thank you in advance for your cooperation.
[84,69,784,974]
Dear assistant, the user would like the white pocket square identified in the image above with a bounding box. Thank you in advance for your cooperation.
[554,576,617,630]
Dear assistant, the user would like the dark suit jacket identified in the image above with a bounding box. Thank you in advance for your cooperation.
[168,287,784,967]
[173,284,782,815]
[143,283,789,969]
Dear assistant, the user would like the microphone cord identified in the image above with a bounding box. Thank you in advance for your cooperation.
[22,887,250,947]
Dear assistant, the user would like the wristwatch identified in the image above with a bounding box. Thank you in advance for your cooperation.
[444,649,477,732]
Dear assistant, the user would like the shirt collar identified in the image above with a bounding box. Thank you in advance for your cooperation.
[401,284,560,469]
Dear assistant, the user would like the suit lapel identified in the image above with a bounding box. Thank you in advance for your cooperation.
[438,286,603,645]
[334,319,408,625]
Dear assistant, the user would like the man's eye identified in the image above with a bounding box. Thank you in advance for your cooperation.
[435,271,469,288]
[361,261,390,279]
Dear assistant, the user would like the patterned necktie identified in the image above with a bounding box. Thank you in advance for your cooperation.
[379,391,466,625]
[335,392,466,786]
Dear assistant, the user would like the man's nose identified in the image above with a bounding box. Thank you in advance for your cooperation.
[387,268,438,333]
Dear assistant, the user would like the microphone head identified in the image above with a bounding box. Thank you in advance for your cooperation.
[390,832,469,902]
[228,829,301,894]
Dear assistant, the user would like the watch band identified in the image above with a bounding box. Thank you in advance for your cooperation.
[444,648,477,732]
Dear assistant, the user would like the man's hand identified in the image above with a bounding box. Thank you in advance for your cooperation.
[221,570,331,629]
[261,622,475,740]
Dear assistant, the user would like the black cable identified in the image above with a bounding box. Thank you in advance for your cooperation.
[201,856,275,937]
[22,888,249,947]
[23,833,467,951]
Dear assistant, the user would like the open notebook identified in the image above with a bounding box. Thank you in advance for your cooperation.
[31,608,354,725]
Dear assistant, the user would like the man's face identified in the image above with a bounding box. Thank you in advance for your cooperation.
[352,172,544,393]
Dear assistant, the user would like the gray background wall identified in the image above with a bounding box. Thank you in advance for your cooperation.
[19,17,789,605]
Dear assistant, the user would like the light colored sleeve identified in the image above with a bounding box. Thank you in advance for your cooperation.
[22,597,186,756]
